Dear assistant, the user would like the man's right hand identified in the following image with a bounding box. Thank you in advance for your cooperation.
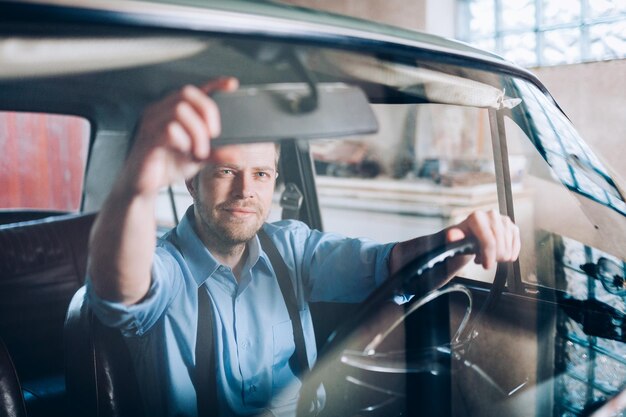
[89,78,237,304]
[125,77,239,196]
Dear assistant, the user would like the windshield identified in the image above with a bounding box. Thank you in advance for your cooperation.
[140,36,626,417]
[147,38,626,416]
[3,19,626,417]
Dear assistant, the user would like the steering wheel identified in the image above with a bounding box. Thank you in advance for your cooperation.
[297,237,507,417]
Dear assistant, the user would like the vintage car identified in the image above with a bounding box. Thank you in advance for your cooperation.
[1,1,626,417]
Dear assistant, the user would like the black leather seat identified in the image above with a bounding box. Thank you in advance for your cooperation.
[64,287,145,417]
[0,213,96,417]
[0,337,27,417]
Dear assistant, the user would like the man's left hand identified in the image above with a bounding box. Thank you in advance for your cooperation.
[446,209,520,270]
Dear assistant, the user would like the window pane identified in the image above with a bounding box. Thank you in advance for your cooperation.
[460,0,626,66]
[0,112,90,213]
[560,374,588,410]
[501,0,536,31]
[468,0,496,37]
[589,20,626,61]
[515,79,624,211]
[470,37,497,53]
[505,79,626,291]
[542,0,581,26]
[472,38,496,53]
[505,113,623,288]
[502,32,537,66]
[588,0,626,18]
[543,28,581,65]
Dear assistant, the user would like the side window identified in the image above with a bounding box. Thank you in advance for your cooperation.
[505,114,626,291]
[0,111,90,216]
[311,103,499,283]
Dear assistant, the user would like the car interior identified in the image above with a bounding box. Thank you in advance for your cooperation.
[2,5,626,417]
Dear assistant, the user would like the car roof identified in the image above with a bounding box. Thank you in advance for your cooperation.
[2,0,526,69]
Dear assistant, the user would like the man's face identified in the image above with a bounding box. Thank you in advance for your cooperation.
[187,143,277,247]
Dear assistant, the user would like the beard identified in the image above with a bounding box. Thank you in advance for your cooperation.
[194,198,266,247]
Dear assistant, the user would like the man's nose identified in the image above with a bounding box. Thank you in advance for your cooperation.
[231,173,254,199]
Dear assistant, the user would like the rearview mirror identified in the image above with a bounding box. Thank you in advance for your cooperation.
[211,83,378,145]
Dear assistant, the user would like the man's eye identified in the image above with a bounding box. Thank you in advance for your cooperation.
[217,169,234,176]
[255,171,273,179]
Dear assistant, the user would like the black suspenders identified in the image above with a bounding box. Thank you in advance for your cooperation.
[195,227,311,416]
[195,287,218,417]
[257,229,311,377]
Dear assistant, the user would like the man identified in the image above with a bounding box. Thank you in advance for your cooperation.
[87,78,520,417]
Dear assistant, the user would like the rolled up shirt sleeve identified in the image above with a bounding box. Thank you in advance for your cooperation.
[86,246,184,337]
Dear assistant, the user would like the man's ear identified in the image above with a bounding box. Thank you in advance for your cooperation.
[185,176,197,200]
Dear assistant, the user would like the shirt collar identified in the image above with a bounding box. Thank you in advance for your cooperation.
[239,230,273,275]
[170,206,271,287]
[171,206,221,287]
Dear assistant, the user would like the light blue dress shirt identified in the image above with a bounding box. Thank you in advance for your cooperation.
[86,207,395,417]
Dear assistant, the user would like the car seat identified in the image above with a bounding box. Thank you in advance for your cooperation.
[0,213,96,417]
[64,287,145,417]
[0,337,27,417]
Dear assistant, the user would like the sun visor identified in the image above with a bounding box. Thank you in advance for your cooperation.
[211,83,379,145]
[0,36,209,79]
[311,51,522,110]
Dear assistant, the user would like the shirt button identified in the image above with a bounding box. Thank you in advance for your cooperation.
[249,385,257,393]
